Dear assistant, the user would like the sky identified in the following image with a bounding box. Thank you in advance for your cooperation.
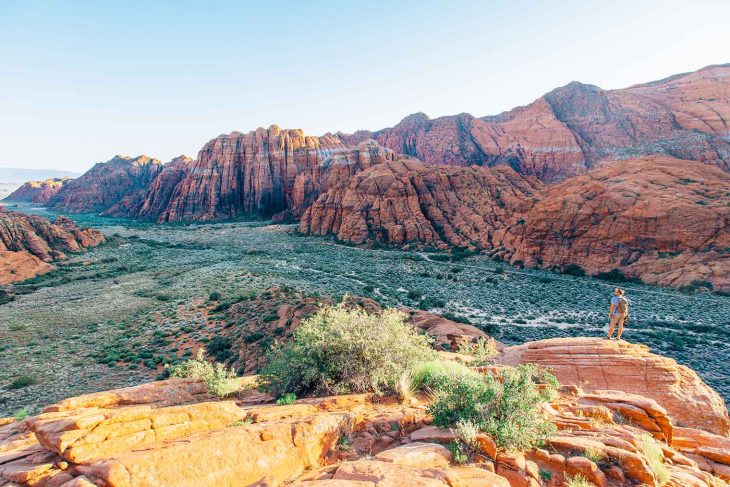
[1,0,729,173]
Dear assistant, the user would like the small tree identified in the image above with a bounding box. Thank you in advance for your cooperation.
[259,302,436,397]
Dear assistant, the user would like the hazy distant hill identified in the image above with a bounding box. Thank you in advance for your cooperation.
[0,167,81,198]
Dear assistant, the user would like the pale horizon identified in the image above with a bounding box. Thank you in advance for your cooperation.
[2,0,729,173]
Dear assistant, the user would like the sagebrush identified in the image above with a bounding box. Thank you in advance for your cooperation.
[428,364,557,451]
[259,302,436,396]
[167,349,240,398]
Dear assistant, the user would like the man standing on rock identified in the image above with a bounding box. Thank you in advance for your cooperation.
[607,288,629,340]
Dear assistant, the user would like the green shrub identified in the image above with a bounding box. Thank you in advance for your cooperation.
[208,291,221,301]
[410,360,482,392]
[539,469,553,481]
[582,446,605,463]
[428,364,557,452]
[562,264,585,277]
[206,336,233,362]
[9,375,37,390]
[259,302,436,397]
[14,407,31,421]
[640,434,670,486]
[457,337,498,366]
[276,392,297,405]
[447,441,469,464]
[166,349,239,398]
[565,474,592,487]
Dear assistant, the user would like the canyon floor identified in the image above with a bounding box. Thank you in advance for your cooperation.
[1,202,728,416]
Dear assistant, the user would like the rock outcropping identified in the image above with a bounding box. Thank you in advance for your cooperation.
[301,155,730,292]
[1,337,728,487]
[151,127,396,222]
[496,337,730,436]
[301,159,542,249]
[494,155,730,290]
[0,207,104,284]
[47,155,165,214]
[342,64,730,183]
[4,178,72,204]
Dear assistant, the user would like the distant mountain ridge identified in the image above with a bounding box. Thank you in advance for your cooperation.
[340,64,730,183]
[8,63,730,291]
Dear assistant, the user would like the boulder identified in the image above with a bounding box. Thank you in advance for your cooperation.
[496,337,730,435]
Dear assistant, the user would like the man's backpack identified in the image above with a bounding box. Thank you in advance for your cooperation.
[617,296,629,318]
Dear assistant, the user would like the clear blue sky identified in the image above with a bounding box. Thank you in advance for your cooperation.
[1,0,728,172]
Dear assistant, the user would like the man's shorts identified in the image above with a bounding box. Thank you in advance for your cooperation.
[610,314,625,328]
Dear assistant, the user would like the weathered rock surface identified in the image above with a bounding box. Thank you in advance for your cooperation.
[342,64,730,183]
[494,156,730,291]
[301,155,729,292]
[149,127,396,222]
[4,177,72,203]
[496,337,730,436]
[2,339,729,487]
[47,155,164,213]
[300,159,542,250]
[106,155,195,218]
[0,207,104,284]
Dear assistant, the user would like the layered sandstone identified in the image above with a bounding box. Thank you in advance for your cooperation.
[2,342,729,487]
[342,64,730,183]
[494,156,730,291]
[105,155,195,218]
[47,155,164,213]
[0,207,104,284]
[153,127,396,222]
[495,337,730,436]
[4,177,72,204]
[300,159,542,249]
[301,155,729,292]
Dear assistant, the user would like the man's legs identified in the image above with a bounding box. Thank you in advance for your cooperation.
[607,315,618,339]
[616,317,625,340]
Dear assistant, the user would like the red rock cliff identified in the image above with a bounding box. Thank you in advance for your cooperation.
[495,155,730,291]
[47,155,164,213]
[342,64,730,183]
[300,159,542,249]
[153,126,396,222]
[0,207,104,284]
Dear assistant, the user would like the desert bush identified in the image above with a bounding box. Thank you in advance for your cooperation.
[167,349,239,398]
[457,337,498,366]
[276,392,297,405]
[428,364,557,451]
[206,336,233,362]
[582,446,605,463]
[640,434,670,486]
[447,440,469,464]
[562,264,585,277]
[410,360,482,392]
[565,474,592,487]
[9,375,37,390]
[259,302,436,397]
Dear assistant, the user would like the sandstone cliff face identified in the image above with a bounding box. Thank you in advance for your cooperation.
[153,127,396,222]
[47,155,164,213]
[0,207,104,284]
[343,64,730,183]
[301,155,729,292]
[495,156,730,291]
[104,155,195,218]
[4,177,72,204]
[300,159,542,249]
